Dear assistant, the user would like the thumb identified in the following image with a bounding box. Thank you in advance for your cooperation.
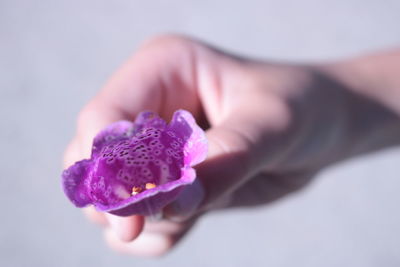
[195,125,256,210]
[164,124,256,221]
[166,97,290,219]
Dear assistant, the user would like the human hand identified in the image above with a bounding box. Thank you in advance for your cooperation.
[63,35,400,256]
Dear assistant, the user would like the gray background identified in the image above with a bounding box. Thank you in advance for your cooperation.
[1,0,400,266]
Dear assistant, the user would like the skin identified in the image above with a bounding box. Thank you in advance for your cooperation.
[63,34,400,257]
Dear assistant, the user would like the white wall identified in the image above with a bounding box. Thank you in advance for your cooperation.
[1,1,399,266]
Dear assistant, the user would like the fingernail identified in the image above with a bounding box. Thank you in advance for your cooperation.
[167,178,205,220]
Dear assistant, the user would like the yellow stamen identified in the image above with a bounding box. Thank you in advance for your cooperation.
[145,183,156,189]
[131,186,142,195]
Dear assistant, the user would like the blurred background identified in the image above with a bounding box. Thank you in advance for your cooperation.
[1,0,400,266]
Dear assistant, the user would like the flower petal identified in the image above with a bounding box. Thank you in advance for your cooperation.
[92,121,135,157]
[133,111,167,131]
[98,167,196,216]
[168,110,208,166]
[62,110,207,217]
[62,159,92,207]
[91,112,167,157]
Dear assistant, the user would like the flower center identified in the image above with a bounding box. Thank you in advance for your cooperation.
[89,127,185,205]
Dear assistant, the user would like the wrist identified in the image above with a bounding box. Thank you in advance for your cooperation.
[318,49,400,116]
[309,54,400,161]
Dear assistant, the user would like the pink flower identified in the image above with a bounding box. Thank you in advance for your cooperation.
[62,110,207,216]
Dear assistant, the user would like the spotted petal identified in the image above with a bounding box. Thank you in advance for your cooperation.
[61,110,208,216]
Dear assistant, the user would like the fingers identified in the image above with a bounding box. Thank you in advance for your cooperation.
[63,138,80,168]
[64,35,204,165]
[84,205,195,257]
[83,207,108,226]
[82,207,145,243]
[74,100,131,159]
[90,34,202,122]
[104,218,195,257]
[190,97,290,211]
[105,230,173,257]
[105,214,145,242]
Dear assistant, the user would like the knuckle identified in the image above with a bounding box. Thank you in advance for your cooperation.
[141,33,195,50]
[136,34,201,63]
[62,139,79,167]
[76,101,98,132]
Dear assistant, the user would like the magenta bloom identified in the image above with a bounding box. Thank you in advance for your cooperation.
[62,110,207,216]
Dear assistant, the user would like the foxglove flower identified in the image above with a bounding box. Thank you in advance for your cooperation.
[62,110,207,216]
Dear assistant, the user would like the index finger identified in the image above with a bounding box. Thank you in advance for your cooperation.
[67,35,202,162]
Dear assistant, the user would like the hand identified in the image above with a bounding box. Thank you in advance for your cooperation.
[63,35,400,257]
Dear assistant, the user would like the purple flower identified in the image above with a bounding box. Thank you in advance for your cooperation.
[62,110,207,216]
